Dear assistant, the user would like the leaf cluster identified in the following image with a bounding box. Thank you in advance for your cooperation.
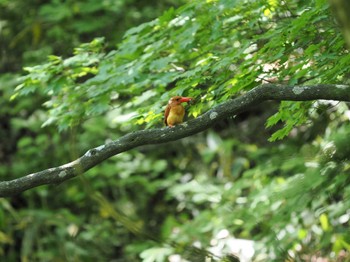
[14,0,350,139]
[1,0,350,261]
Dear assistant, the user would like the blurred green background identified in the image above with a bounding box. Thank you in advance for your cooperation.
[1,0,350,261]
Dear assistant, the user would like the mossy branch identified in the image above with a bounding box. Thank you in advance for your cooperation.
[1,84,349,197]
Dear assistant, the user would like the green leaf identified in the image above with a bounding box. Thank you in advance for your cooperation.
[319,213,330,232]
[140,247,173,262]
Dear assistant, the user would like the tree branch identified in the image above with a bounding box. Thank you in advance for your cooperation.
[1,84,349,197]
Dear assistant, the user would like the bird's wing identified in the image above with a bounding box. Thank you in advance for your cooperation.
[164,104,171,126]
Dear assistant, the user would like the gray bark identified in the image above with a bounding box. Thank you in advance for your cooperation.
[1,84,349,197]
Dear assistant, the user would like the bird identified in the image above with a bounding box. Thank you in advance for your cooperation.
[164,96,193,127]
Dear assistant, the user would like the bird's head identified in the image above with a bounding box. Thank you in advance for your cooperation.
[168,96,193,105]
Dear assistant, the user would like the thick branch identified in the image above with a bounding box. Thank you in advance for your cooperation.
[1,84,349,197]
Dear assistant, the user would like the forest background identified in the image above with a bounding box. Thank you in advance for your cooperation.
[1,0,350,261]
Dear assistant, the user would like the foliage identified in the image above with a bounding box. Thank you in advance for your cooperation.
[0,0,185,72]
[1,0,350,261]
[14,0,350,138]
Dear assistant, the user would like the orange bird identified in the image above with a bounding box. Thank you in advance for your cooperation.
[164,96,193,127]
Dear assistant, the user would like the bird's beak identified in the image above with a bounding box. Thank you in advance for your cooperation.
[179,97,193,103]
